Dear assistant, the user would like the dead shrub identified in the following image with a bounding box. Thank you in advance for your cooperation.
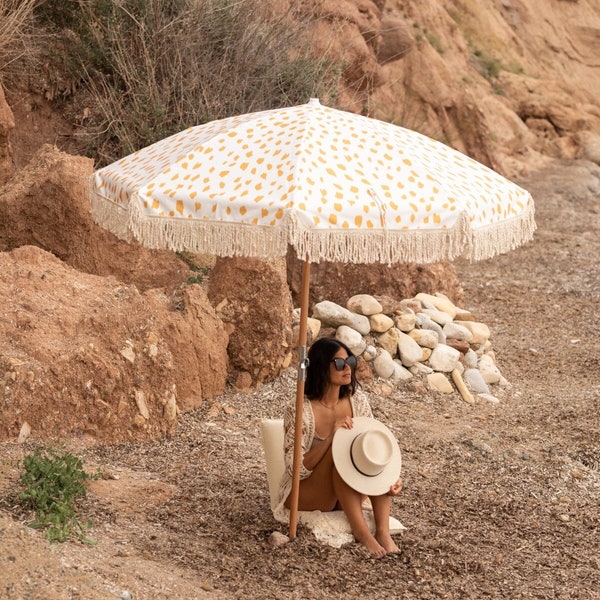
[31,0,342,165]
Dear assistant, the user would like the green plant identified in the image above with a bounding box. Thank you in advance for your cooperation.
[424,31,445,54]
[18,447,97,543]
[177,251,212,285]
[473,49,504,79]
[186,271,209,286]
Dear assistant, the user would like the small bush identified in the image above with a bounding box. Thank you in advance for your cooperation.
[473,49,504,79]
[18,447,97,543]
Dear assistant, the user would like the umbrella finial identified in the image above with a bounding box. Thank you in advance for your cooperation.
[307,98,321,106]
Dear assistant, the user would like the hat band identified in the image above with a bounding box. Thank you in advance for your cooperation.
[350,437,383,478]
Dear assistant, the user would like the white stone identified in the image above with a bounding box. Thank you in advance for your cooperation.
[428,344,461,372]
[377,327,400,357]
[464,348,479,368]
[292,316,322,345]
[408,328,439,349]
[135,389,150,419]
[336,325,366,356]
[346,294,383,316]
[478,393,501,404]
[418,298,436,310]
[363,345,378,361]
[17,421,31,444]
[397,331,424,367]
[459,321,491,345]
[415,314,446,343]
[463,368,490,394]
[391,361,414,381]
[420,347,432,362]
[312,301,370,335]
[427,372,454,393]
[443,322,473,342]
[454,306,477,321]
[307,317,322,339]
[485,350,497,362]
[414,292,458,318]
[394,312,416,332]
[120,345,136,363]
[373,349,396,379]
[163,391,178,422]
[400,299,421,311]
[479,353,496,366]
[409,362,434,375]
[268,531,290,547]
[420,308,453,326]
[369,313,394,333]
[478,357,502,384]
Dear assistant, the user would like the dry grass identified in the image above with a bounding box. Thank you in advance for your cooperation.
[0,0,37,78]
[0,0,343,165]
[53,0,343,164]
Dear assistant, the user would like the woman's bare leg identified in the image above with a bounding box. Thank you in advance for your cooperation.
[284,446,393,557]
[370,494,400,553]
[332,469,386,558]
[285,446,338,511]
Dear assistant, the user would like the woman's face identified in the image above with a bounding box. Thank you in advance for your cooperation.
[328,347,354,387]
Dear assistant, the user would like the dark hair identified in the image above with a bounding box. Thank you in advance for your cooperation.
[304,337,358,400]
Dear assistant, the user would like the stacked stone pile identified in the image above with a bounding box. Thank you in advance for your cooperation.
[295,292,508,404]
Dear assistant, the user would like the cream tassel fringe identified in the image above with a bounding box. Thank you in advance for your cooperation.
[90,180,536,265]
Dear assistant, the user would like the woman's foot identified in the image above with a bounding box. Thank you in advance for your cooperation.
[376,532,400,554]
[355,530,387,558]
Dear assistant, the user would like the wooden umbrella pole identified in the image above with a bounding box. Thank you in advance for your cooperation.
[288,259,311,539]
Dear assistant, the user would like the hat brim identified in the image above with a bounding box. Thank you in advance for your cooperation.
[332,416,402,496]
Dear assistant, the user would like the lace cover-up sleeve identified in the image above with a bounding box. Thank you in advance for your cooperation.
[351,389,373,418]
[282,399,314,480]
[274,398,314,517]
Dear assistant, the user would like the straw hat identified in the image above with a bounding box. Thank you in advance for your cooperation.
[332,417,402,495]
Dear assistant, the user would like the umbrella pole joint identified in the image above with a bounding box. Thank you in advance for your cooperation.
[297,346,309,382]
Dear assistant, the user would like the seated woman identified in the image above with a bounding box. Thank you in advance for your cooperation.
[275,337,403,558]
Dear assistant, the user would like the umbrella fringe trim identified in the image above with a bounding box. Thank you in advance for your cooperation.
[89,186,135,243]
[289,212,468,264]
[90,182,536,264]
[465,200,536,261]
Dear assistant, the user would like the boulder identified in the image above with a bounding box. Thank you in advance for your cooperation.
[208,256,293,386]
[0,145,190,291]
[0,246,228,441]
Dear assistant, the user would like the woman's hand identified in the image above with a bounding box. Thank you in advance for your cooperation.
[333,416,353,434]
[387,477,403,496]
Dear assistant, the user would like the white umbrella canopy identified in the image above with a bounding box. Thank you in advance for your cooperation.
[90,98,535,265]
[90,98,535,538]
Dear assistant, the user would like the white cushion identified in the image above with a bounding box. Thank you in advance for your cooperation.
[260,419,286,511]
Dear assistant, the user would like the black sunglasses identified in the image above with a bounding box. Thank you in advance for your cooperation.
[331,355,357,371]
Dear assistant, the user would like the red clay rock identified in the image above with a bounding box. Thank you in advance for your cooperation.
[0,246,228,441]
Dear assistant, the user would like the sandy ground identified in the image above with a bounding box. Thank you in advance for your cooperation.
[1,158,599,599]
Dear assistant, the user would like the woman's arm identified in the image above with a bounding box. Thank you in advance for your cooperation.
[301,415,353,471]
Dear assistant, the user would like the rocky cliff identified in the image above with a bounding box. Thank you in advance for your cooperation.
[1,0,599,181]
[298,0,600,178]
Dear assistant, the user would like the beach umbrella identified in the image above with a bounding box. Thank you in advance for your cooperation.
[90,98,536,538]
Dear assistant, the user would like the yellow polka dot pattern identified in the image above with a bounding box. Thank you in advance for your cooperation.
[91,99,535,263]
